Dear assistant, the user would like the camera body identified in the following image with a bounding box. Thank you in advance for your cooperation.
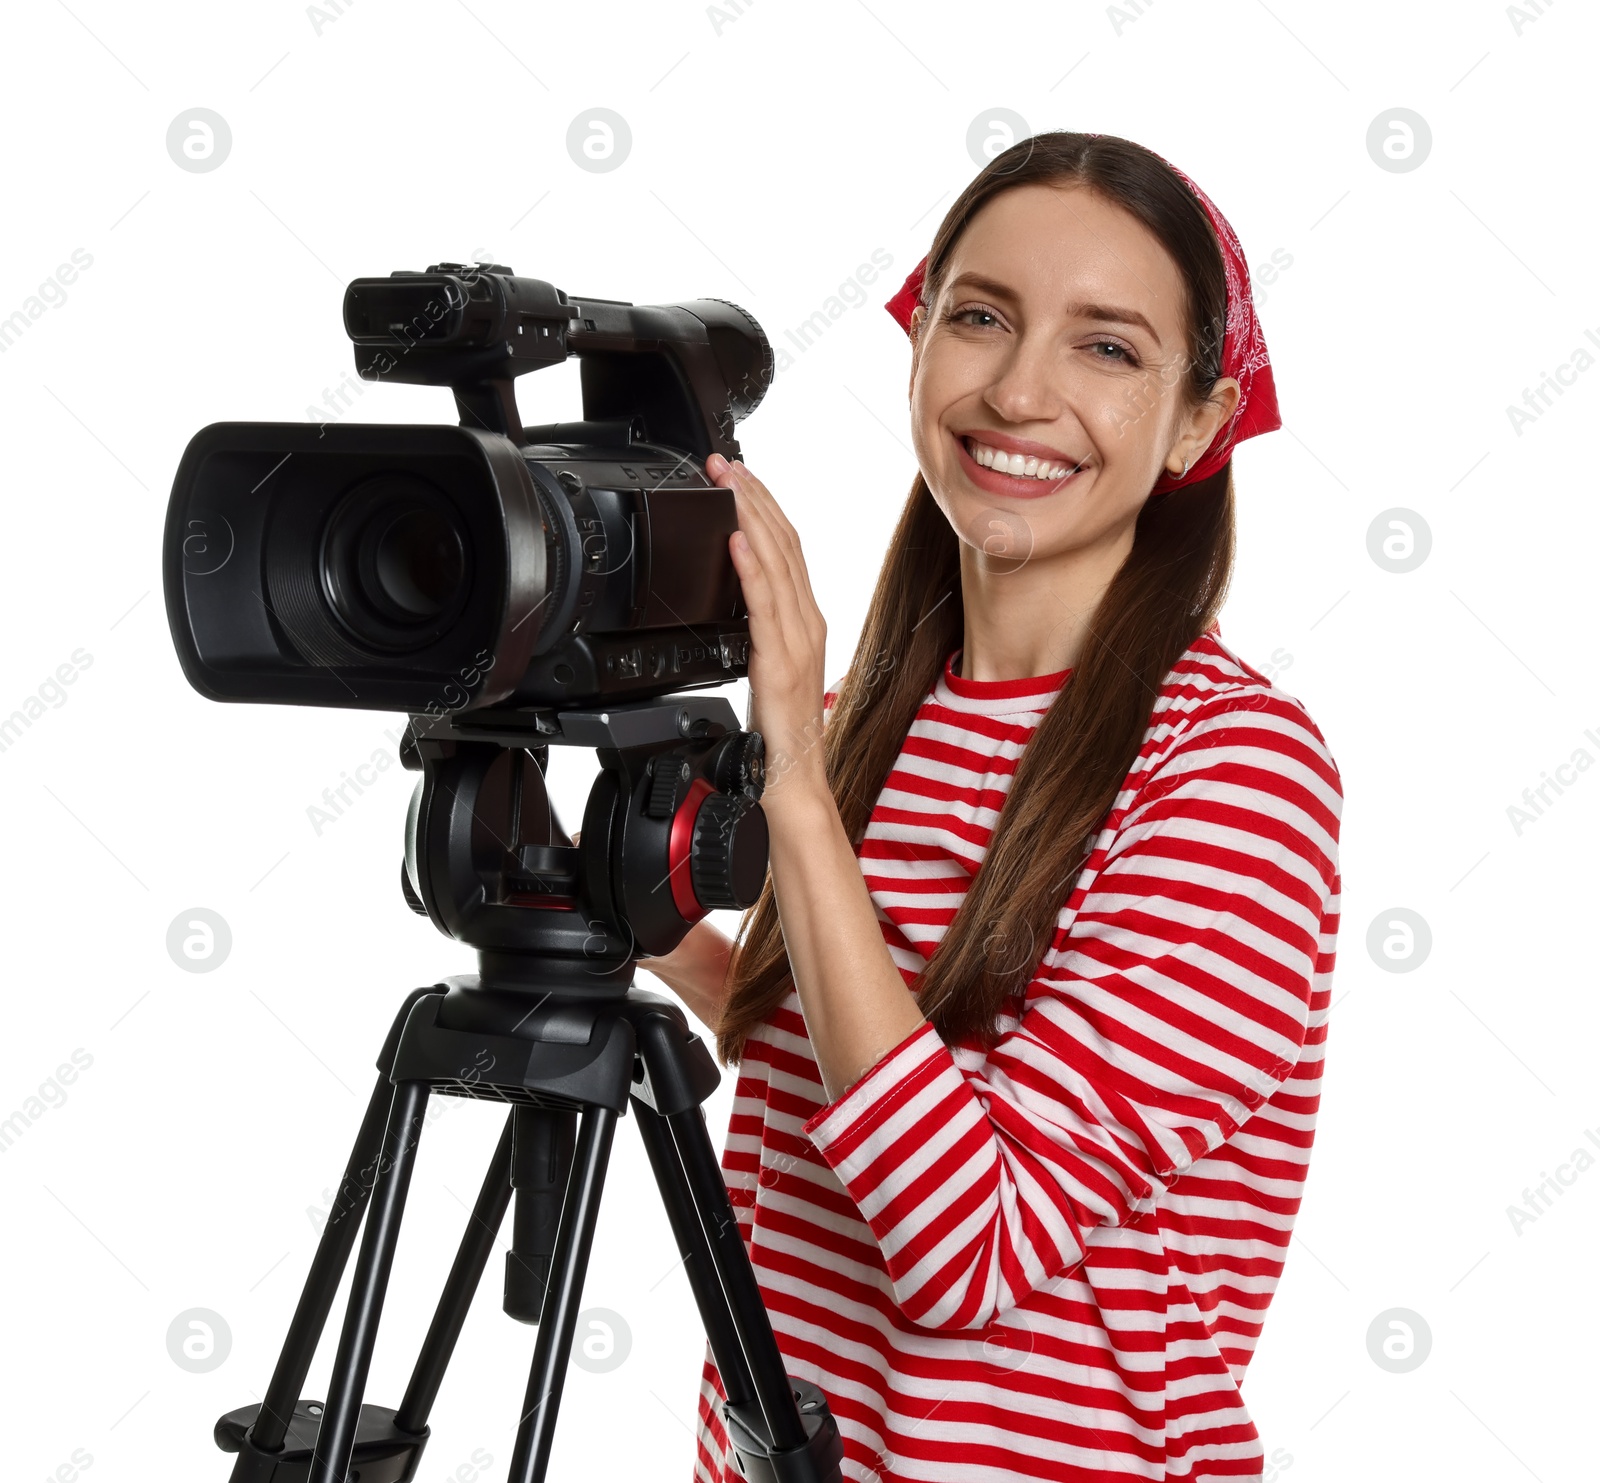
[164,263,774,716]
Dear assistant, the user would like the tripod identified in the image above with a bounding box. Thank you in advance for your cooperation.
[213,695,843,1483]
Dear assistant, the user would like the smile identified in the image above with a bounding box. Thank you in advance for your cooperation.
[955,434,1086,497]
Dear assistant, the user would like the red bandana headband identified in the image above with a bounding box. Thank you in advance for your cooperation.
[883,146,1281,494]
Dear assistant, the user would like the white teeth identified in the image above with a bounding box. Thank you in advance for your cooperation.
[966,437,1077,481]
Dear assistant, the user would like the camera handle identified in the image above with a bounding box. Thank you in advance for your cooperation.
[344,263,765,462]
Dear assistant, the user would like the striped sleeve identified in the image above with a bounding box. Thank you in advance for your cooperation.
[800,689,1342,1332]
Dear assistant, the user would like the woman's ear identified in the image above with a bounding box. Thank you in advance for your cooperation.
[1169,376,1241,472]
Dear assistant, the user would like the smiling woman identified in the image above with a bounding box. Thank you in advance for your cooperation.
[642,131,1342,1483]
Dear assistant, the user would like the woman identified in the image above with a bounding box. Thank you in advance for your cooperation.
[645,131,1343,1482]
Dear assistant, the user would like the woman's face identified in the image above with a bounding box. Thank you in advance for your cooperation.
[908,181,1240,567]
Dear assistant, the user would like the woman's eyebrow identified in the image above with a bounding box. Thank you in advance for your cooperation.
[945,272,1162,346]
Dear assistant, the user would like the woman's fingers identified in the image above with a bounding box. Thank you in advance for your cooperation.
[740,465,808,572]
[723,469,808,641]
[709,456,826,708]
[730,462,808,594]
[730,463,824,634]
[726,465,816,641]
[729,524,782,630]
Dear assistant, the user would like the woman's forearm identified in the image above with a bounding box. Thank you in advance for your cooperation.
[639,917,737,1029]
[763,783,926,1106]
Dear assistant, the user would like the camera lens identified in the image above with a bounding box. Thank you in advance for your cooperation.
[363,505,464,621]
[321,474,471,652]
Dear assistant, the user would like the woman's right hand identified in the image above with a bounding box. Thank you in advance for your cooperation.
[636,917,738,1029]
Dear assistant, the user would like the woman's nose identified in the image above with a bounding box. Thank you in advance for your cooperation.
[983,338,1064,423]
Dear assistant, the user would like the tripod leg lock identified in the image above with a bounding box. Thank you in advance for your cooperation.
[722,1380,844,1483]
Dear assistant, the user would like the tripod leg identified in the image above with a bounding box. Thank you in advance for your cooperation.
[632,1097,762,1412]
[248,1065,394,1453]
[393,1108,516,1435]
[506,1102,618,1483]
[308,1078,430,1483]
[629,1002,841,1482]
[664,1105,809,1456]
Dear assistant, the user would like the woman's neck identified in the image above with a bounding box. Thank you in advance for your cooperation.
[954,525,1132,681]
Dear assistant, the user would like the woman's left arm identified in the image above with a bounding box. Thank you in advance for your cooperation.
[804,690,1344,1332]
[711,452,928,1105]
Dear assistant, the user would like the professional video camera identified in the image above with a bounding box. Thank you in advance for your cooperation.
[163,264,842,1483]
[165,261,773,713]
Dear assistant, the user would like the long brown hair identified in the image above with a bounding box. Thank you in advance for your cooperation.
[714,131,1237,1066]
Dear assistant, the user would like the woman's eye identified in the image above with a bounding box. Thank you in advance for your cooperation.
[1089,340,1136,364]
[947,305,1000,329]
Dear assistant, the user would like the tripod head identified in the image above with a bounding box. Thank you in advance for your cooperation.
[398,693,768,1000]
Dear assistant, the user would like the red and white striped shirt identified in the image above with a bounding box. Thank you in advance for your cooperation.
[693,624,1343,1482]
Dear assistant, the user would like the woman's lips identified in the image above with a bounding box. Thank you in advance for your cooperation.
[953,433,1085,500]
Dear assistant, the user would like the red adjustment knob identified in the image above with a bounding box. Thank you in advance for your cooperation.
[690,793,768,909]
[667,783,769,918]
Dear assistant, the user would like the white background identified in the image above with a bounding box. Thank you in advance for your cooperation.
[1,2,1594,1480]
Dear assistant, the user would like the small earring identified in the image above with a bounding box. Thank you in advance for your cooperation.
[1173,456,1190,479]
